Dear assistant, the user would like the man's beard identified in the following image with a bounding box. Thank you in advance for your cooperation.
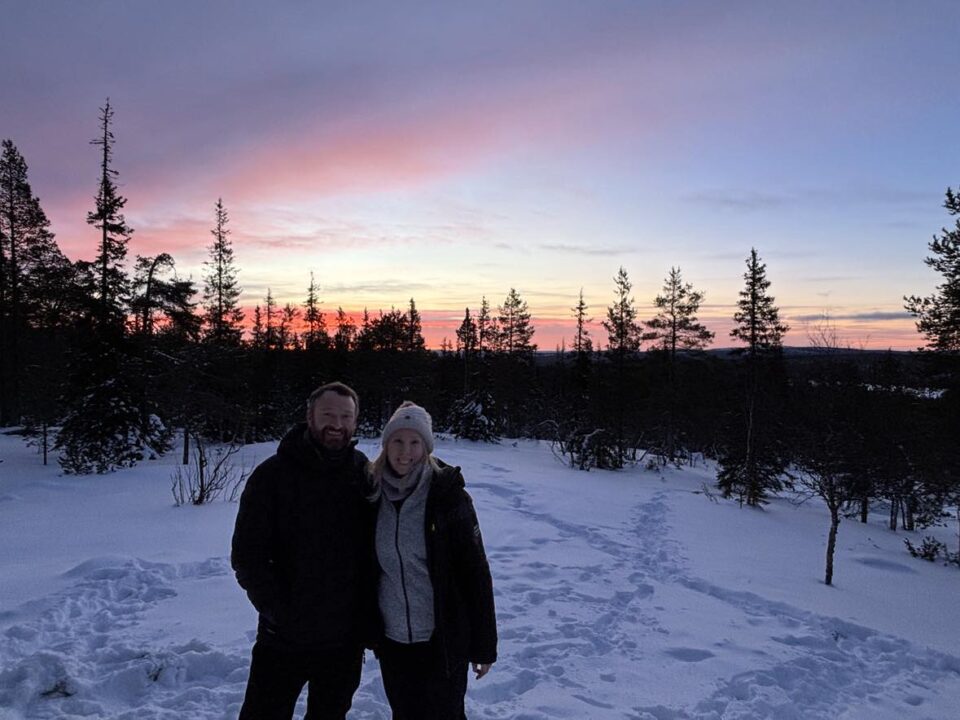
[315,425,351,450]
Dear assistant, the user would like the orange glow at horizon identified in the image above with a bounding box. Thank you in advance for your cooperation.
[232,304,922,352]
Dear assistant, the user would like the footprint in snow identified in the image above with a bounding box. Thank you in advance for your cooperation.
[664,647,715,663]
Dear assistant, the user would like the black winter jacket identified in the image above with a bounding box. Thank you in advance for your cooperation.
[379,461,498,670]
[231,423,376,649]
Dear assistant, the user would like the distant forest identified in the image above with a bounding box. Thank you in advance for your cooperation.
[2,103,958,578]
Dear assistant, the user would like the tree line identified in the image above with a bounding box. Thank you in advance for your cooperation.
[1,103,958,582]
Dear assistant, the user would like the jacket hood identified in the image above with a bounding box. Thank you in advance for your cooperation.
[430,458,466,497]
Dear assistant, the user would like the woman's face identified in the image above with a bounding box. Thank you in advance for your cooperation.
[386,428,426,477]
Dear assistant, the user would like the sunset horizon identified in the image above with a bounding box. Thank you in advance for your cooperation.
[5,1,958,352]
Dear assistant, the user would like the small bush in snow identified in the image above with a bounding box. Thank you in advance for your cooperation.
[446,392,500,443]
[172,439,247,506]
[552,425,624,470]
[905,536,959,567]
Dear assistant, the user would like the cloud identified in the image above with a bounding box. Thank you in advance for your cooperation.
[537,243,635,257]
[791,311,912,322]
[681,190,791,212]
[801,275,861,283]
[683,185,934,215]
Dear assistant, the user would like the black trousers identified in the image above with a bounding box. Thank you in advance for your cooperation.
[238,638,363,720]
[378,637,469,720]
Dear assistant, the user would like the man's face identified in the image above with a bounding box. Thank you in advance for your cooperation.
[307,391,358,450]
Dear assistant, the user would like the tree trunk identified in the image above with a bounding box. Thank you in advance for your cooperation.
[889,498,898,531]
[182,427,190,465]
[859,497,868,523]
[825,506,840,586]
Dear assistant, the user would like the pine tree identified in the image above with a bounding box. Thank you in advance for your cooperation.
[250,305,265,349]
[477,296,496,355]
[0,139,57,423]
[568,288,594,419]
[456,307,479,356]
[601,267,642,464]
[263,289,278,350]
[56,102,171,474]
[278,303,299,350]
[717,249,789,505]
[905,187,960,352]
[496,288,536,356]
[456,307,479,393]
[644,267,714,462]
[602,267,642,357]
[201,198,244,345]
[572,288,593,356]
[644,267,714,356]
[130,253,199,339]
[302,271,329,350]
[355,308,374,351]
[86,99,132,334]
[406,298,426,352]
[731,248,789,357]
[333,307,355,351]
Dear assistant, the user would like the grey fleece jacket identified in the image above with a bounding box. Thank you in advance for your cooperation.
[375,469,436,644]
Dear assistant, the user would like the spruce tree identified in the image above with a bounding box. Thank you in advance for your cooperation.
[456,307,478,357]
[456,306,478,392]
[57,101,170,474]
[567,288,594,425]
[603,267,642,357]
[731,249,789,357]
[477,296,497,355]
[250,305,265,349]
[302,271,329,350]
[905,186,960,352]
[263,289,278,350]
[601,267,642,465]
[201,198,244,345]
[86,99,132,335]
[406,298,426,352]
[278,303,299,350]
[717,249,790,505]
[572,288,593,356]
[0,139,57,424]
[333,307,355,351]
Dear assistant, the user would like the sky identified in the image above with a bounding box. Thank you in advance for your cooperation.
[3,0,959,350]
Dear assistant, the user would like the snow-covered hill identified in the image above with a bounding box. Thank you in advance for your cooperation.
[1,432,958,719]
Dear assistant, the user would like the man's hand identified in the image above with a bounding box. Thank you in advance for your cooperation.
[472,662,492,679]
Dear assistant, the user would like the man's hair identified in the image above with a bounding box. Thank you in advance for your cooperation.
[307,381,359,416]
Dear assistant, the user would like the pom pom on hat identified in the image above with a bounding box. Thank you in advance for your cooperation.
[381,401,434,454]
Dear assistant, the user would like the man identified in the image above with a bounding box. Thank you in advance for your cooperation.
[232,381,376,719]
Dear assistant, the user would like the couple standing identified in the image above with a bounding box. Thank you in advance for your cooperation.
[231,381,498,719]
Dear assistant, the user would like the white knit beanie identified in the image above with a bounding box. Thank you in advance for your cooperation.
[381,401,434,454]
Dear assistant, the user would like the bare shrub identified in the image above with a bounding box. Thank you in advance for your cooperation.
[172,438,247,506]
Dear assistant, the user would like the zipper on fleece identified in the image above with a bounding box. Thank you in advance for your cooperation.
[394,509,414,643]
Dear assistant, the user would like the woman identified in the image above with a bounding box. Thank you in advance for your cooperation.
[371,401,497,719]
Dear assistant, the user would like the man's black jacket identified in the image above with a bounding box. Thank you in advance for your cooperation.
[231,423,376,649]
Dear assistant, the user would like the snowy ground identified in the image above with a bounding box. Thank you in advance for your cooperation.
[1,431,958,719]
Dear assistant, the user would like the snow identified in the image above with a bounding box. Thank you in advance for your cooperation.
[1,432,958,719]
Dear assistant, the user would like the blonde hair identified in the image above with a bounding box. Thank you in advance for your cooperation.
[369,449,442,483]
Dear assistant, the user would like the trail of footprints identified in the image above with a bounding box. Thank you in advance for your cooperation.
[473,467,960,719]
[0,557,249,719]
